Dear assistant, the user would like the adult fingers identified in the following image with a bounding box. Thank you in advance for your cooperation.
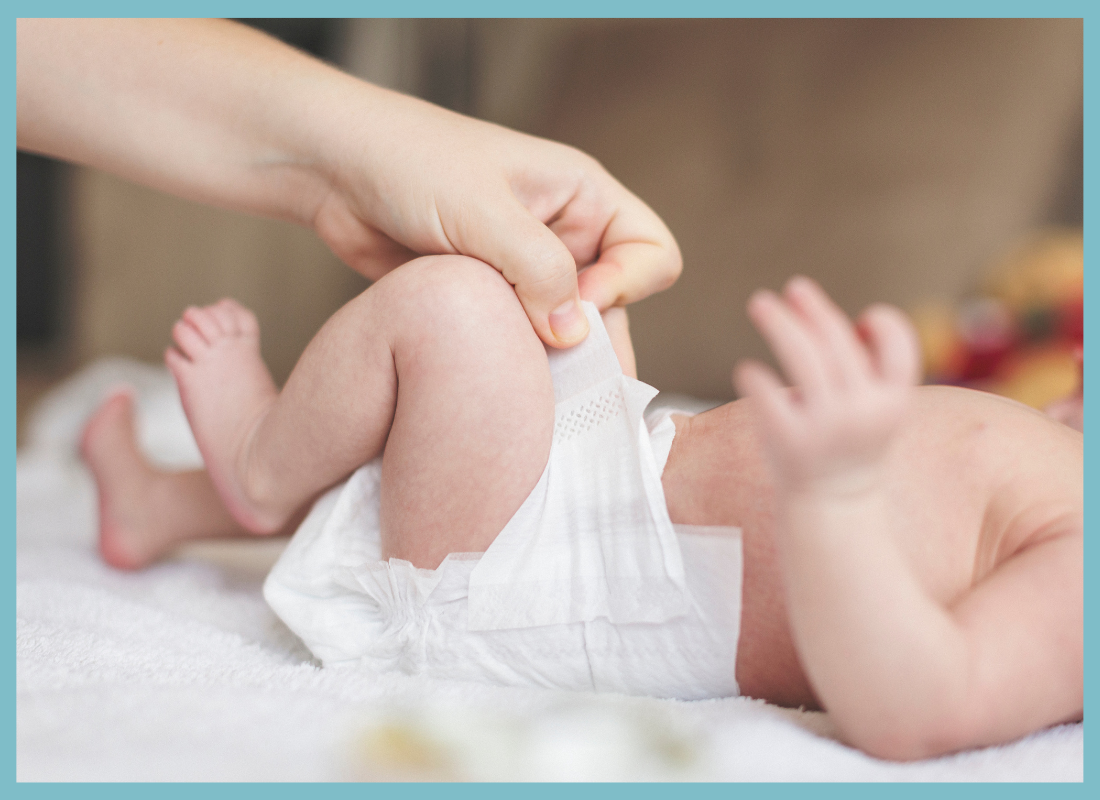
[857,304,922,387]
[577,241,682,311]
[452,193,589,348]
[314,198,419,281]
[575,188,682,310]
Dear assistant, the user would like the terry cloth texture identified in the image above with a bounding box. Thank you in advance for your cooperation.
[18,357,1083,780]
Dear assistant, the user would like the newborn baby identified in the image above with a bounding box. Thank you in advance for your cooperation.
[81,255,1082,761]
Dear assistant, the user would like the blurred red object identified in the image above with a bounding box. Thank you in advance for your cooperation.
[955,297,1016,381]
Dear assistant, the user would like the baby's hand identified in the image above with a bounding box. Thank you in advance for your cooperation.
[734,277,921,496]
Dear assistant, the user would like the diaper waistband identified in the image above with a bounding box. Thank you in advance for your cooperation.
[465,302,688,632]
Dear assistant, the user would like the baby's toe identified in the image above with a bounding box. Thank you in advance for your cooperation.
[182,306,225,343]
[209,299,241,334]
[164,345,192,382]
[171,318,209,360]
[212,298,259,336]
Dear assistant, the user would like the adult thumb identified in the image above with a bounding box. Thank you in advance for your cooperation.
[463,197,589,348]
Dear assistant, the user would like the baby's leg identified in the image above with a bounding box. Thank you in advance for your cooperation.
[167,255,554,568]
[80,390,256,569]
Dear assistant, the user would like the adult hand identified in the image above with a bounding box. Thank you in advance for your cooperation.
[17,19,681,348]
[313,89,681,346]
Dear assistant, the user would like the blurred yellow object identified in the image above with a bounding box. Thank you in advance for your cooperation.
[986,345,1079,409]
[985,228,1083,310]
[354,720,460,781]
[909,301,960,379]
[908,227,1083,406]
[345,701,707,781]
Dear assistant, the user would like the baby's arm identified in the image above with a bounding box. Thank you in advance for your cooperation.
[733,277,1081,759]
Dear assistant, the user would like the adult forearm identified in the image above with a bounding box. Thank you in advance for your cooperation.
[16,18,354,227]
[18,18,683,343]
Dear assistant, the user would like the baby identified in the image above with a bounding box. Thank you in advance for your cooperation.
[81,255,1082,761]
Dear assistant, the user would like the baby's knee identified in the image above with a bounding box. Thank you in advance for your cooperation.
[396,254,510,293]
[377,255,532,342]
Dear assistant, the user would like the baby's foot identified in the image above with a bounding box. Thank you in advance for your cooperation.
[80,390,170,569]
[165,299,282,533]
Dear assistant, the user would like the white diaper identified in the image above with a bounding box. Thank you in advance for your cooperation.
[264,304,743,700]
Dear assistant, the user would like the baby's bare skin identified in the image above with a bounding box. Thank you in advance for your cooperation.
[80,260,1081,760]
[663,386,1083,714]
[659,277,1081,758]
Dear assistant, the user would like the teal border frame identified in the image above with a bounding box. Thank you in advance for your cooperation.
[7,2,1092,792]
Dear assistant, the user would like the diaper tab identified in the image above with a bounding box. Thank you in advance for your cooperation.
[467,303,689,631]
[543,301,624,404]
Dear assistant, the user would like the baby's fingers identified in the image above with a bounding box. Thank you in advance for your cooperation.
[783,276,872,385]
[857,304,922,387]
[733,359,801,440]
[746,289,830,400]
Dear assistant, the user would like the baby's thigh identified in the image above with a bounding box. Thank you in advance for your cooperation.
[375,255,555,569]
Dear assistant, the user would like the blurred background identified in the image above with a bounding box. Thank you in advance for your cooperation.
[17,18,1084,441]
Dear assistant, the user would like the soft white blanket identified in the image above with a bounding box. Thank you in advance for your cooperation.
[15,358,1083,781]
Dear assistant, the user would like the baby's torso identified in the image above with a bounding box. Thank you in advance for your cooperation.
[660,385,1083,707]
